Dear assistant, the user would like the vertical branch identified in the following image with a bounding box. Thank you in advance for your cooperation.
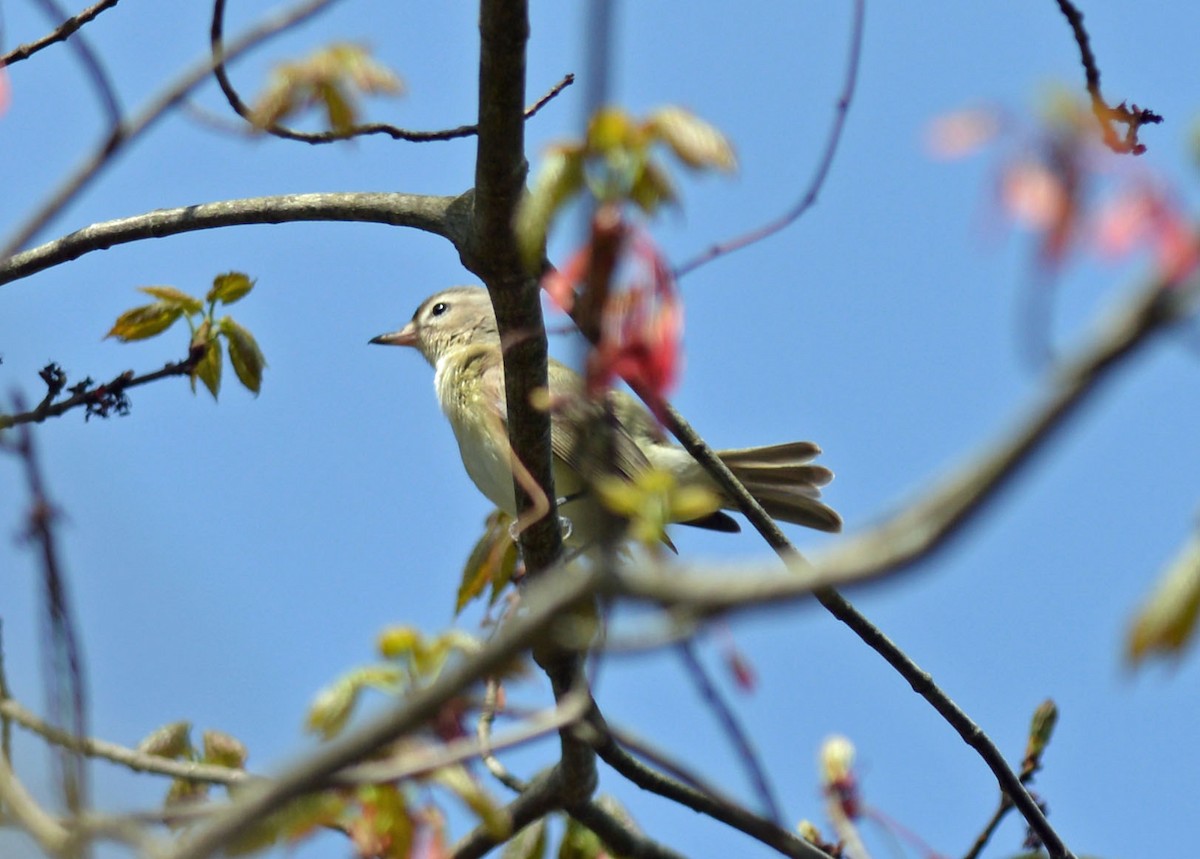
[4,424,90,819]
[470,0,562,579]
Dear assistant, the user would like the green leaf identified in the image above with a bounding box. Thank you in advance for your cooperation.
[502,818,547,859]
[516,147,585,271]
[202,729,248,769]
[1127,531,1200,665]
[350,784,413,859]
[645,106,737,172]
[587,106,639,153]
[628,159,678,216]
[430,765,506,839]
[248,43,403,133]
[139,285,203,315]
[558,816,606,859]
[306,665,404,739]
[220,317,268,394]
[137,721,193,759]
[165,776,209,807]
[106,303,183,341]
[207,272,255,305]
[457,511,518,614]
[191,336,222,399]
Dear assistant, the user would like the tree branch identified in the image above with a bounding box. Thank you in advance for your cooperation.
[208,0,573,144]
[0,0,122,67]
[1051,0,1162,154]
[1,0,346,260]
[590,716,830,859]
[158,564,600,859]
[673,0,864,278]
[0,192,466,288]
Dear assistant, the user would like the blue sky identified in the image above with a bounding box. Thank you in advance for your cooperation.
[2,2,1199,857]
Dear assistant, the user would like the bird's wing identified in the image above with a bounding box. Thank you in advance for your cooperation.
[544,360,655,485]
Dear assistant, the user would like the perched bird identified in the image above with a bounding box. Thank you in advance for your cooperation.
[370,286,841,548]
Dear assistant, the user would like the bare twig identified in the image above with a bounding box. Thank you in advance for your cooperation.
[27,0,122,131]
[477,677,526,791]
[1052,0,1162,154]
[1,0,345,260]
[5,420,90,818]
[0,0,122,66]
[676,641,783,824]
[673,0,864,279]
[591,716,829,859]
[0,355,202,430]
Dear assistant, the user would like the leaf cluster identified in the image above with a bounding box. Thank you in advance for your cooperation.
[248,42,404,133]
[516,105,736,269]
[106,272,267,398]
[137,720,248,808]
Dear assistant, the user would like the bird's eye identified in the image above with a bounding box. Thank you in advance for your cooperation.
[430,302,449,317]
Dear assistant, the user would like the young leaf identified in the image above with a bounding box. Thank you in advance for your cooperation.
[139,285,204,315]
[248,43,403,132]
[645,106,737,172]
[501,818,547,859]
[192,336,223,399]
[220,317,268,394]
[458,511,518,614]
[207,272,255,305]
[558,816,606,859]
[202,729,248,769]
[106,303,183,341]
[516,146,585,270]
[137,721,193,759]
[1127,531,1200,665]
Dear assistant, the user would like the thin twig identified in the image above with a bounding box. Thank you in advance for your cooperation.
[477,677,526,791]
[0,0,122,66]
[1,0,346,260]
[1052,0,1162,155]
[673,0,864,278]
[0,685,587,789]
[591,717,830,859]
[605,724,740,808]
[0,355,201,431]
[0,622,12,764]
[5,419,90,818]
[210,0,572,143]
[28,0,122,131]
[676,641,783,825]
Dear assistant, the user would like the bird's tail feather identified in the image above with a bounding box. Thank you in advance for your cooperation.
[717,442,842,533]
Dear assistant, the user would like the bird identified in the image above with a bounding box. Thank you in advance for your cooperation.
[370,286,841,549]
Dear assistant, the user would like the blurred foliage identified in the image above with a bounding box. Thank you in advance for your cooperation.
[516,105,736,270]
[248,42,404,133]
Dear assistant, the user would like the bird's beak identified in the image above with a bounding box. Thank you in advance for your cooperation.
[369,322,417,347]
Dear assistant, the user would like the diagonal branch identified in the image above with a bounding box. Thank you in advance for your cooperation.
[158,564,600,859]
[1,0,346,261]
[673,0,864,279]
[0,0,122,67]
